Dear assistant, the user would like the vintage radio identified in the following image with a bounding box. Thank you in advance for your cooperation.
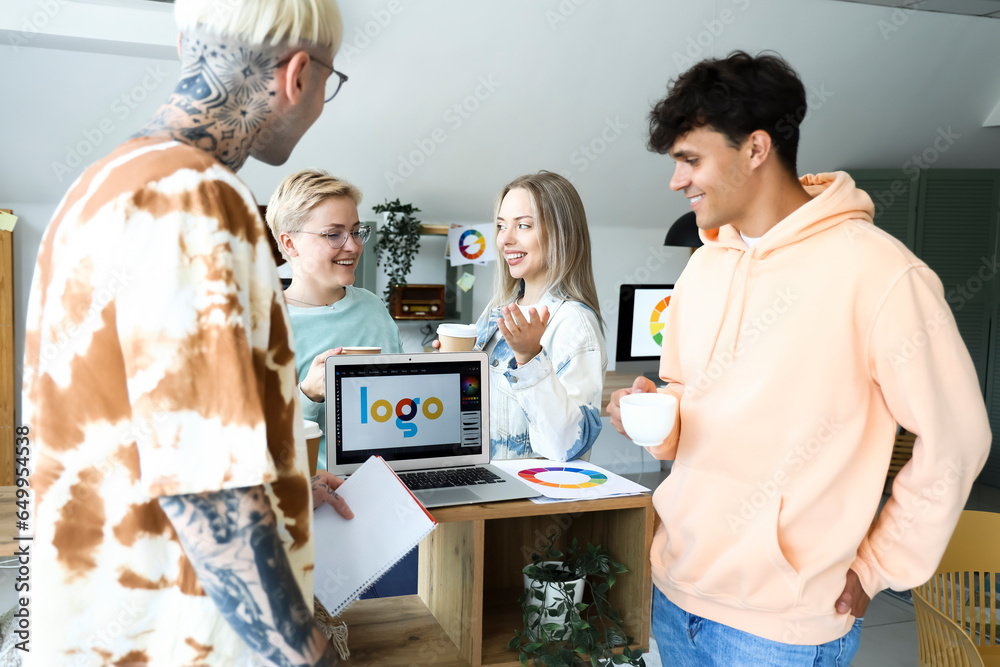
[390,284,447,320]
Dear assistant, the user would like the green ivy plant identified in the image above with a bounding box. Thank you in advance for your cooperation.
[372,198,422,305]
[509,534,646,667]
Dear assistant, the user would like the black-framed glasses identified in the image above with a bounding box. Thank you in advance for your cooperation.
[292,225,372,249]
[276,54,349,103]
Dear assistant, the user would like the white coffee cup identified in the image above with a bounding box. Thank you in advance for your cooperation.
[437,323,477,352]
[619,392,678,447]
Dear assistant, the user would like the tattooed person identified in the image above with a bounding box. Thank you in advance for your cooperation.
[22,1,351,665]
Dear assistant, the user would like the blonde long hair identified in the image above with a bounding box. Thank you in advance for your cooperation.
[489,171,604,331]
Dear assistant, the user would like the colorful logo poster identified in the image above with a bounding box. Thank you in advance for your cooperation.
[447,223,496,266]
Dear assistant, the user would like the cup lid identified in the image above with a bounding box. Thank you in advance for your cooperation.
[437,323,477,337]
[303,420,322,439]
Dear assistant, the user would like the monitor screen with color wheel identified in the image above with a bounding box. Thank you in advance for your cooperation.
[615,284,675,363]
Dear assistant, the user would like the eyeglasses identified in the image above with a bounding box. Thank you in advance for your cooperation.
[276,54,349,103]
[310,59,349,103]
[292,225,372,249]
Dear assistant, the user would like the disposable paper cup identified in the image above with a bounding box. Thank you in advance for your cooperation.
[619,392,678,447]
[437,323,477,352]
[340,346,381,355]
[303,420,322,476]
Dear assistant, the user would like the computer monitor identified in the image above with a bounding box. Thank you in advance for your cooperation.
[614,283,674,377]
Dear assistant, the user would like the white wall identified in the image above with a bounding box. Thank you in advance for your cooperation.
[386,227,688,358]
[4,0,1000,469]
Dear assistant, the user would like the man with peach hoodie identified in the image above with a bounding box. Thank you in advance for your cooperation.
[609,51,991,666]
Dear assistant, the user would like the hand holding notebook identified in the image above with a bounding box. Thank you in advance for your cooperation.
[311,455,437,617]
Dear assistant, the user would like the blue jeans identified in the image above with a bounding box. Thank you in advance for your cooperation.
[652,588,863,666]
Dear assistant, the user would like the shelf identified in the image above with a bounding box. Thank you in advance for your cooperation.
[418,223,451,236]
[427,494,652,524]
[357,219,476,323]
[338,596,469,667]
[337,495,654,666]
[480,592,648,667]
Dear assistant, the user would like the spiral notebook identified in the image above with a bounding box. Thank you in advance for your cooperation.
[311,455,437,616]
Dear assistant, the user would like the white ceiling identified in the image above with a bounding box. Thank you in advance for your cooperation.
[2,0,1000,230]
[835,0,1000,18]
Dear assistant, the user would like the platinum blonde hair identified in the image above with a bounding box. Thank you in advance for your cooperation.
[266,169,362,260]
[490,171,604,331]
[175,0,344,54]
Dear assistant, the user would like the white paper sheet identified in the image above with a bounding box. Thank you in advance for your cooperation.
[491,458,650,501]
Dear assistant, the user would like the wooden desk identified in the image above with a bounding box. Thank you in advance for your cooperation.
[340,494,655,666]
[602,371,646,415]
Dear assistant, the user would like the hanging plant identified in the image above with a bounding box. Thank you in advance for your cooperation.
[372,198,422,306]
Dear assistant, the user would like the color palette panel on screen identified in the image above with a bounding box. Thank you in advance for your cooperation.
[518,466,609,489]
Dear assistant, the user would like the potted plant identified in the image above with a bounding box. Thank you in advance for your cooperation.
[509,534,646,667]
[372,198,422,307]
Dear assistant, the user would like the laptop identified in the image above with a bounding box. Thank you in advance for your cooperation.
[325,351,541,508]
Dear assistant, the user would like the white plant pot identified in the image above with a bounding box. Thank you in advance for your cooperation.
[521,561,586,641]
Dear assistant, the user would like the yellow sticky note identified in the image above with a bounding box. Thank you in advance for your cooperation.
[0,211,16,232]
[456,272,476,292]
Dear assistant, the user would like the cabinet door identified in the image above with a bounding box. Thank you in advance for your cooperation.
[847,169,919,251]
[915,170,999,393]
[357,219,379,295]
[1,228,12,485]
[985,302,1000,487]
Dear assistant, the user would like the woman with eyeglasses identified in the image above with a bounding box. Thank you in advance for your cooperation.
[266,169,403,472]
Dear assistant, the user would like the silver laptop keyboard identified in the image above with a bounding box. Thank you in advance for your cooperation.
[396,467,505,491]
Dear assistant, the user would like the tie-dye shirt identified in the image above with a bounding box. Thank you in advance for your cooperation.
[22,137,313,667]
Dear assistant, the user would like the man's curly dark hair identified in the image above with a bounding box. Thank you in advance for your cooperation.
[648,51,807,175]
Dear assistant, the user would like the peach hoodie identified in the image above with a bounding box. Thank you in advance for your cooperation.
[647,172,991,645]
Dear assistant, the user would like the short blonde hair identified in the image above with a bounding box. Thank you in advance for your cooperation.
[266,169,363,258]
[490,171,604,331]
[175,0,344,54]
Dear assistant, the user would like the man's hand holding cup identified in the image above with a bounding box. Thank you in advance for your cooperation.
[609,376,678,447]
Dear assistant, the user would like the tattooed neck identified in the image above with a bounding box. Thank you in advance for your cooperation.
[136,31,283,172]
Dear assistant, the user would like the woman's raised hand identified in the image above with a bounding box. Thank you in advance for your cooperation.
[498,304,550,366]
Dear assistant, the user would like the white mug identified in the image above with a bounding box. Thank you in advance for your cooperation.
[619,392,678,447]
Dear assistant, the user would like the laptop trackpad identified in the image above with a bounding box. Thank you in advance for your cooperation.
[418,488,481,507]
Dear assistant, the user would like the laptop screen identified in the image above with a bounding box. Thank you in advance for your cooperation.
[326,353,489,473]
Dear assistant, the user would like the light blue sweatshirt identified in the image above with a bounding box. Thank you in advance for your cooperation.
[289,285,403,469]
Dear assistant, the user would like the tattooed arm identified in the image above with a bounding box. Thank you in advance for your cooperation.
[159,486,338,667]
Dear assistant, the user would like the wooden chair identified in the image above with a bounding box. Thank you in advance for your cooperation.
[913,511,1000,666]
[914,587,985,666]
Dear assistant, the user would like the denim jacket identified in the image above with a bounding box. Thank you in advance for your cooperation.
[475,291,607,461]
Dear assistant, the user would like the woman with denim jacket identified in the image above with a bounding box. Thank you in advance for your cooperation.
[474,171,607,461]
